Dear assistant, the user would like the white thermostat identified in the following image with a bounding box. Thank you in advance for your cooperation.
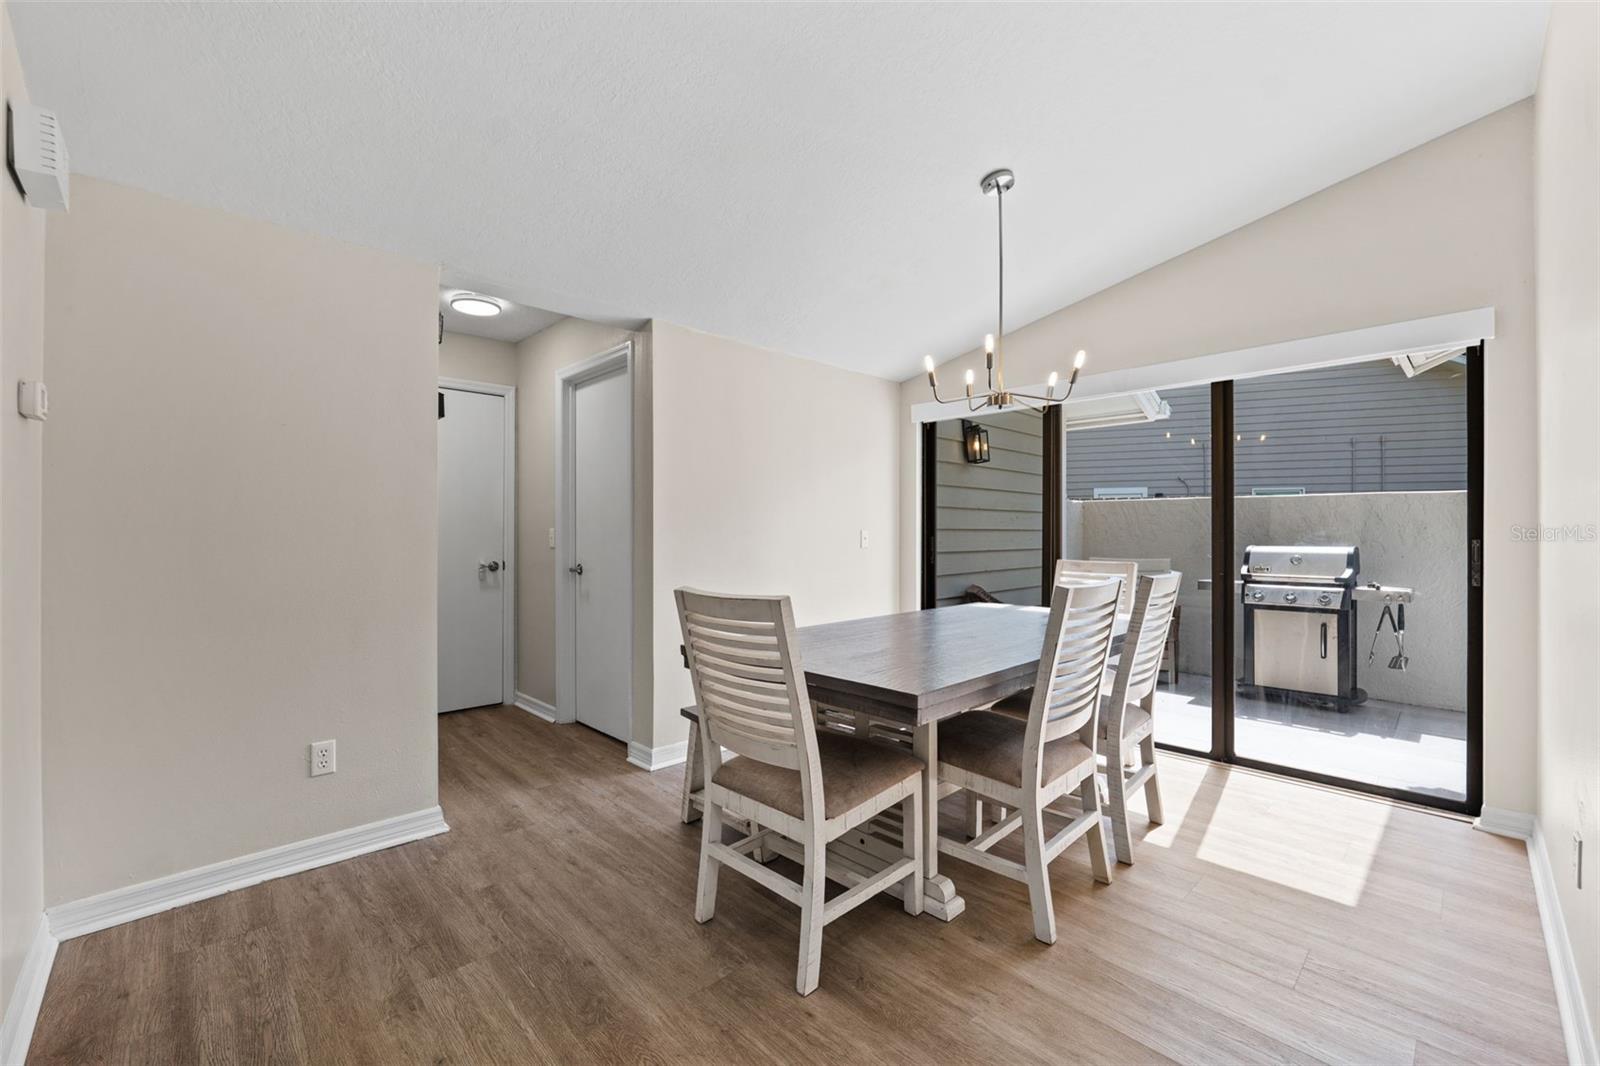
[7,103,69,212]
[17,381,47,421]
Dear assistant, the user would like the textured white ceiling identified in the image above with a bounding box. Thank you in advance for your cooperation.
[11,2,1548,380]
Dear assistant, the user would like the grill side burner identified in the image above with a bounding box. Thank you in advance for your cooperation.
[1239,545,1365,712]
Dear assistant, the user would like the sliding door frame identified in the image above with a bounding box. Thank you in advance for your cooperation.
[1041,406,1063,603]
[919,408,1060,611]
[1206,381,1235,764]
[920,421,938,609]
[1161,348,1485,815]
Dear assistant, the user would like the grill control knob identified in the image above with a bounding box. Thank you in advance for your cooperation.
[1283,592,1298,604]
[1318,592,1332,606]
[1250,590,1265,601]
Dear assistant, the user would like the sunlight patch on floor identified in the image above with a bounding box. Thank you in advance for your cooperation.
[1131,757,1206,850]
[1193,772,1392,905]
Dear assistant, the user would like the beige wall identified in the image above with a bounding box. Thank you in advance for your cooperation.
[0,0,45,1016]
[1534,1,1599,1046]
[512,316,648,711]
[651,322,900,751]
[439,331,517,388]
[902,100,1539,813]
[42,178,441,905]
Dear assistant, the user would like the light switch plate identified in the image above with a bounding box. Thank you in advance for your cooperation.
[17,381,47,421]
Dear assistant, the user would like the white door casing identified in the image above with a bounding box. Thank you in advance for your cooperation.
[556,343,633,746]
[437,380,515,712]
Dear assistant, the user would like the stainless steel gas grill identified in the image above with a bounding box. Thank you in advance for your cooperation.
[1239,545,1365,712]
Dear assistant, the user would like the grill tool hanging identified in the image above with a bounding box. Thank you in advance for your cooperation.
[1367,602,1408,671]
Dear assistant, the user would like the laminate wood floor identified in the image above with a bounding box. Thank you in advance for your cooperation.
[29,705,1565,1065]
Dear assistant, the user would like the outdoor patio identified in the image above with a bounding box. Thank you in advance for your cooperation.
[1151,672,1469,802]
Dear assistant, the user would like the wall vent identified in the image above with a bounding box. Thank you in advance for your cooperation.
[7,103,69,212]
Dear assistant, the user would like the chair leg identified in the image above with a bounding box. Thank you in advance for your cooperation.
[796,836,827,995]
[1104,743,1135,865]
[903,789,924,916]
[694,801,722,923]
[1022,801,1056,945]
[1080,775,1114,885]
[680,725,703,825]
[1140,733,1164,826]
[747,814,768,863]
[965,792,984,839]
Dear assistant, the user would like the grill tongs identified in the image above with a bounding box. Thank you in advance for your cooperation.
[1366,602,1408,671]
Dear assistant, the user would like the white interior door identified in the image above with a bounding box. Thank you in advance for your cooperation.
[438,386,509,712]
[572,369,631,741]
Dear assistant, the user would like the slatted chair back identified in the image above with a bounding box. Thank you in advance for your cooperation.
[1023,575,1122,768]
[1103,571,1182,729]
[1056,558,1138,613]
[675,588,820,778]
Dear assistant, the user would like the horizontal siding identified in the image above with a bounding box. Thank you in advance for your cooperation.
[1064,360,1468,498]
[933,410,1044,606]
[934,509,1042,532]
[937,529,1040,552]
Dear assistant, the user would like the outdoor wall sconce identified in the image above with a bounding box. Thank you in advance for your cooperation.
[961,420,991,464]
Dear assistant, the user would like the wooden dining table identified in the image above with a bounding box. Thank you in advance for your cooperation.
[682,602,1128,922]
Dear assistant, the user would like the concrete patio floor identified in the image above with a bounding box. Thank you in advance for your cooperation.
[1151,672,1467,803]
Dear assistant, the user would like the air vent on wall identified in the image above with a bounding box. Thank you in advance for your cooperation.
[7,103,69,211]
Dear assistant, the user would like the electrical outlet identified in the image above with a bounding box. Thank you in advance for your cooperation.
[859,529,869,549]
[310,740,336,777]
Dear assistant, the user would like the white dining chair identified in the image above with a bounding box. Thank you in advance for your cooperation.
[675,588,925,996]
[933,575,1120,944]
[1100,571,1181,864]
[1057,558,1138,613]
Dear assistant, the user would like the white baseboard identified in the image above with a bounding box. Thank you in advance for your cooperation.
[0,915,57,1065]
[513,691,559,723]
[47,806,449,941]
[1529,820,1598,1066]
[627,739,687,772]
[1473,805,1535,840]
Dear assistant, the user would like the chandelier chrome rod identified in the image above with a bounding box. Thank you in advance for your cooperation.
[995,178,1003,394]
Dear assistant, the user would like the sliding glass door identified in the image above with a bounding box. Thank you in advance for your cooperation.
[922,409,1049,608]
[1224,350,1479,809]
[918,343,1483,813]
[1059,384,1214,755]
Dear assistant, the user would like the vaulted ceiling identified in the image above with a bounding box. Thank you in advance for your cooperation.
[11,2,1549,378]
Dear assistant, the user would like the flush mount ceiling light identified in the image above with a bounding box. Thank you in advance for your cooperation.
[923,168,1085,414]
[449,293,503,317]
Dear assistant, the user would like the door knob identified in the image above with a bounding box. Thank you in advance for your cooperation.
[569,563,584,576]
[478,560,502,574]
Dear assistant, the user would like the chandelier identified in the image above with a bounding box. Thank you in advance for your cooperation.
[922,168,1085,413]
